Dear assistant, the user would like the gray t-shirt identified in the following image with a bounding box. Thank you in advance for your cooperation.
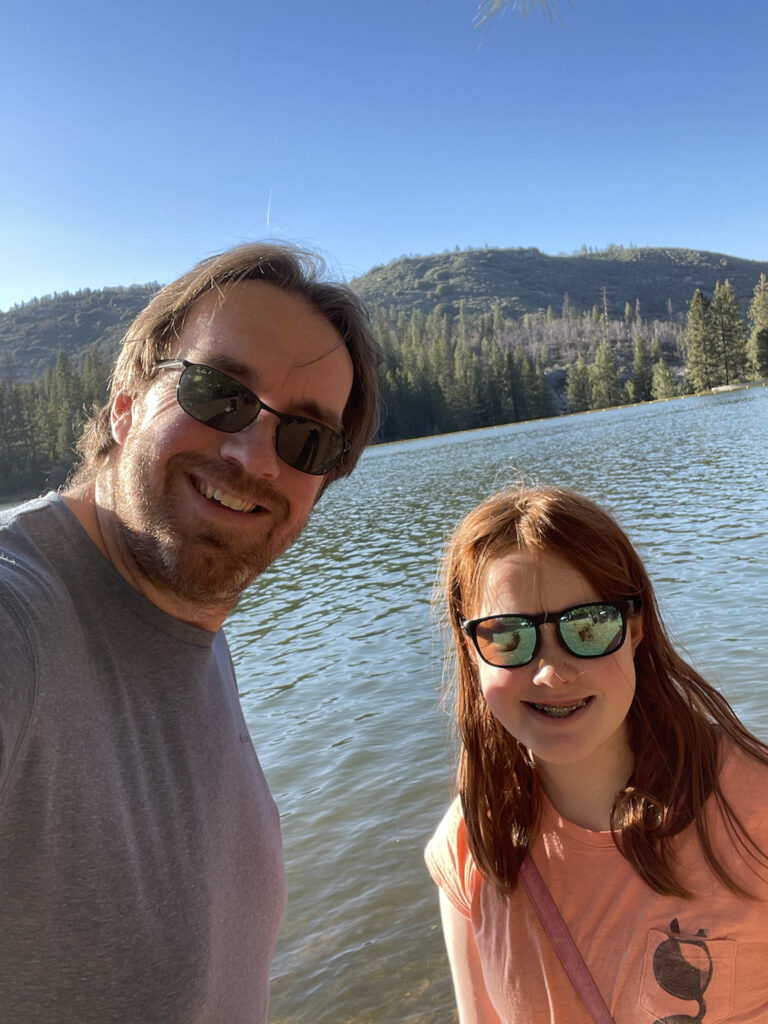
[0,494,286,1024]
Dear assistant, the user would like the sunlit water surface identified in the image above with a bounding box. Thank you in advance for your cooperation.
[229,387,768,1023]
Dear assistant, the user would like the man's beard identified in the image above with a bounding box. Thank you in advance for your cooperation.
[107,448,303,609]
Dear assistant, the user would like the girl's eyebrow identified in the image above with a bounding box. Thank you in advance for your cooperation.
[188,353,345,430]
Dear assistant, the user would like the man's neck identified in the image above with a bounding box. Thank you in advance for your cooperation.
[61,483,233,633]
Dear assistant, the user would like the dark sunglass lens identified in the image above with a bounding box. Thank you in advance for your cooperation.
[559,604,625,658]
[178,365,259,432]
[475,617,537,667]
[275,418,344,475]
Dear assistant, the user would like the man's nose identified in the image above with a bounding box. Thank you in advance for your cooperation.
[218,410,281,479]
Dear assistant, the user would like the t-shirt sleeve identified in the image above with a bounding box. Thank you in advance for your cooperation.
[424,797,479,918]
[0,558,37,789]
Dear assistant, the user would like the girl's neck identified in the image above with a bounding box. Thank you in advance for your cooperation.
[533,738,633,832]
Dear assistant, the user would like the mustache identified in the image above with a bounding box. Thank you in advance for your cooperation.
[169,454,291,516]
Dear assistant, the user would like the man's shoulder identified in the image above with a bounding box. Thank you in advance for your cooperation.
[0,492,65,550]
[0,494,76,625]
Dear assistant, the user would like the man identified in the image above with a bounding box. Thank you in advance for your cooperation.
[0,243,381,1023]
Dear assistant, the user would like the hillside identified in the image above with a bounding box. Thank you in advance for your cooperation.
[0,284,157,381]
[350,245,768,322]
[2,245,767,382]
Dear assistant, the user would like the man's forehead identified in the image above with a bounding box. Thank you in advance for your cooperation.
[180,282,344,365]
[173,281,353,424]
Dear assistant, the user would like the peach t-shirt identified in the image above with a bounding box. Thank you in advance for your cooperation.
[426,739,768,1023]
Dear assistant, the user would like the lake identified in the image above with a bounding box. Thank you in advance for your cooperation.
[230,386,767,1023]
[3,387,766,1023]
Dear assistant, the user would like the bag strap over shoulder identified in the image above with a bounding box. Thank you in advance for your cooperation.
[519,857,616,1024]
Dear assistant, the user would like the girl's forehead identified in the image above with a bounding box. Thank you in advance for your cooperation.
[473,549,599,614]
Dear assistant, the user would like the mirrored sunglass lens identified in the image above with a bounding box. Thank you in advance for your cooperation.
[559,604,624,657]
[475,617,537,666]
[179,365,259,432]
[276,418,344,475]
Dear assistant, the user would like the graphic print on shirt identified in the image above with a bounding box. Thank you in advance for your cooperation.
[652,919,712,1023]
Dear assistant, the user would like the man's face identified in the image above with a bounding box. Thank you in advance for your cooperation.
[102,281,354,612]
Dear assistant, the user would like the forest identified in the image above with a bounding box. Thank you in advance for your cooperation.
[1,269,767,500]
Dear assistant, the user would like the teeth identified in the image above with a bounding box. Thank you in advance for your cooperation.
[197,480,257,513]
[531,700,588,718]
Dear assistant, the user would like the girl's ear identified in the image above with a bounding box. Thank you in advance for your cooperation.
[629,612,644,655]
[110,390,134,445]
[462,627,480,667]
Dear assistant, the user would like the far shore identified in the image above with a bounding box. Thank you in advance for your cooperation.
[2,382,766,506]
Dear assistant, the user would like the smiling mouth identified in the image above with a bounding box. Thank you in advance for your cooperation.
[527,698,591,719]
[194,478,262,514]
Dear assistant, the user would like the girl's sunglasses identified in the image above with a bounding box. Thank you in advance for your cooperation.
[462,599,640,668]
[155,360,350,476]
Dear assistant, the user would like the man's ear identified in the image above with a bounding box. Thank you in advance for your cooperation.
[110,390,134,445]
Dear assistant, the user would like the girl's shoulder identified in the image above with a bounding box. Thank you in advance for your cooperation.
[702,729,768,891]
[424,797,481,917]
[717,728,768,798]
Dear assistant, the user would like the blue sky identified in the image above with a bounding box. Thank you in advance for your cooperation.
[2,0,767,311]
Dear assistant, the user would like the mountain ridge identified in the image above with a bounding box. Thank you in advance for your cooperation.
[350,245,768,322]
[2,246,767,382]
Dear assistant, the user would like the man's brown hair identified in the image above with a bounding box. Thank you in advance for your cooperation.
[71,242,381,487]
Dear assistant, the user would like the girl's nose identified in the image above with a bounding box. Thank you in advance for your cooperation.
[531,624,578,687]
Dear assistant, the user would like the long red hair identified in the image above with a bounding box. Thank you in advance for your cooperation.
[442,486,768,897]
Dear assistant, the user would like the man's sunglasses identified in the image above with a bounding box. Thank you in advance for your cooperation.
[155,360,350,476]
[462,599,640,668]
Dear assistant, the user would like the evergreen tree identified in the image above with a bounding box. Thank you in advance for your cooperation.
[650,358,677,400]
[450,338,482,429]
[630,334,652,402]
[589,340,622,409]
[483,336,508,424]
[746,273,768,378]
[685,289,716,391]
[566,354,591,413]
[531,359,555,418]
[504,349,523,422]
[710,279,745,384]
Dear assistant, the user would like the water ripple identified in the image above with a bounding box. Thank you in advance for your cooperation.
[228,388,768,1024]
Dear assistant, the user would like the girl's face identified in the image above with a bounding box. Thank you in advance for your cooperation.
[468,548,642,777]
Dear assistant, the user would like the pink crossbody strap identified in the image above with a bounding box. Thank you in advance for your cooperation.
[519,857,616,1024]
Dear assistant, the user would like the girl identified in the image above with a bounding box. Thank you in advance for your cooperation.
[426,486,768,1023]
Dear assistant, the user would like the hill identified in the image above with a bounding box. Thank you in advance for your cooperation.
[350,245,768,322]
[2,246,767,383]
[0,284,158,381]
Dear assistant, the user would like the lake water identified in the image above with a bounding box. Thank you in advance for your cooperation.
[3,388,766,1023]
[230,386,767,1023]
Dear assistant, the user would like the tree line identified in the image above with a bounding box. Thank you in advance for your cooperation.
[2,275,767,499]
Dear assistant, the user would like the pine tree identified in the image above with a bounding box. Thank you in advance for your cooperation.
[589,340,622,409]
[630,335,652,402]
[566,355,591,413]
[746,273,768,378]
[483,336,507,424]
[450,338,482,430]
[685,289,716,391]
[710,279,745,384]
[650,358,677,400]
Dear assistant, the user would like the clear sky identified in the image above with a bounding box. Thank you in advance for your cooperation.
[2,0,767,311]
